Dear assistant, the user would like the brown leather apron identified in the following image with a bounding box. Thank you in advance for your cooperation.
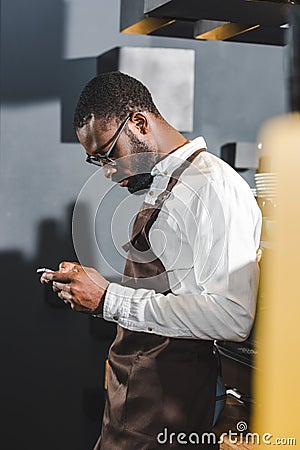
[94,150,218,449]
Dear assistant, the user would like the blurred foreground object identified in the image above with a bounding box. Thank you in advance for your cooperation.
[253,113,300,446]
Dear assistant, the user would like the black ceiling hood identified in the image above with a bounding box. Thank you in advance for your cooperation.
[287,7,300,110]
[120,0,300,45]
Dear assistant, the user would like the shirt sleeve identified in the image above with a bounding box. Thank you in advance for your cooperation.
[101,178,262,342]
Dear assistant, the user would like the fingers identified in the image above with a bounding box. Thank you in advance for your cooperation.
[57,289,72,302]
[53,281,71,293]
[56,286,78,311]
[52,278,84,309]
[40,276,51,285]
[41,263,81,308]
[53,281,74,307]
[41,270,72,283]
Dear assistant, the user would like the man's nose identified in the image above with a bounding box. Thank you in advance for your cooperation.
[102,164,117,179]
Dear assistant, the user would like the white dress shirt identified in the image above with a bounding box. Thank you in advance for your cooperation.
[101,137,262,342]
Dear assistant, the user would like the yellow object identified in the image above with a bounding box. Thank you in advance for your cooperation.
[195,23,259,41]
[253,113,300,447]
[104,359,110,391]
[121,17,175,35]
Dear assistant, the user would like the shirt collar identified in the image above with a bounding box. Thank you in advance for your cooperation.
[151,137,207,177]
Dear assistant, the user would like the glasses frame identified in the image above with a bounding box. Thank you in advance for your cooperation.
[86,115,131,167]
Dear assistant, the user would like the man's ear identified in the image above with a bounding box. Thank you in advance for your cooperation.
[130,112,149,135]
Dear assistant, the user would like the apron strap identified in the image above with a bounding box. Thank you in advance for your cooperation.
[122,148,206,252]
[153,147,206,208]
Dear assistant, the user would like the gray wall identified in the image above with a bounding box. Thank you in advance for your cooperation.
[0,0,286,449]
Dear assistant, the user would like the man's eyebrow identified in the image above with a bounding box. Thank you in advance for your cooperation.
[95,133,116,153]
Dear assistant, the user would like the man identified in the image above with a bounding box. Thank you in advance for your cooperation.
[41,72,262,449]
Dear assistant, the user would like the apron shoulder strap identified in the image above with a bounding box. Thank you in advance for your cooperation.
[156,147,206,203]
[122,148,206,250]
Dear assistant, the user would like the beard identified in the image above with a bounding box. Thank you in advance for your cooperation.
[112,131,159,195]
[126,173,154,195]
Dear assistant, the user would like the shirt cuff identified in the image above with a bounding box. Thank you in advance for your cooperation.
[100,282,201,337]
[102,282,133,322]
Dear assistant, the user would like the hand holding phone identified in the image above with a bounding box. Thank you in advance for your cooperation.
[37,262,109,313]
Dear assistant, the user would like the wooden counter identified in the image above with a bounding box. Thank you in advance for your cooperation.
[213,397,256,449]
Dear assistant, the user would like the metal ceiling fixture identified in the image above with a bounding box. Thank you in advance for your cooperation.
[120,0,300,45]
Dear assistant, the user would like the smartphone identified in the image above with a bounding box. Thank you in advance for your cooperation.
[36,267,54,274]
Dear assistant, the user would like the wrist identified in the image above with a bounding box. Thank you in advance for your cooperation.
[91,284,109,316]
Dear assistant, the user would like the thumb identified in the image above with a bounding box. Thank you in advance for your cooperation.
[59,261,79,272]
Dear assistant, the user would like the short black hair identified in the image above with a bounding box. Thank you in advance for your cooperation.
[73,71,161,130]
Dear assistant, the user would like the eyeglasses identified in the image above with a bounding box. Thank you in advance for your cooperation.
[86,115,131,167]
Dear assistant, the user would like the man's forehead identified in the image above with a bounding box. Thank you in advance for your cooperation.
[89,114,117,131]
[78,116,100,135]
[77,115,117,146]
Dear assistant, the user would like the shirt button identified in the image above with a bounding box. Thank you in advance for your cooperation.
[147,327,153,332]
[149,191,154,196]
[163,170,168,175]
[113,315,119,321]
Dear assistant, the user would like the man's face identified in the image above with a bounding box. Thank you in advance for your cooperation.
[76,114,158,194]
